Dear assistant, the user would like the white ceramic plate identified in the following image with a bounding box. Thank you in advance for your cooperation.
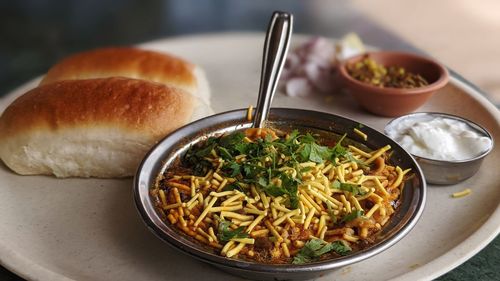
[0,33,499,281]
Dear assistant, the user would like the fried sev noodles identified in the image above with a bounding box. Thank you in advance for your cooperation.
[151,128,411,264]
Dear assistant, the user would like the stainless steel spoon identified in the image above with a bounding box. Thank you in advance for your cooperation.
[252,11,293,128]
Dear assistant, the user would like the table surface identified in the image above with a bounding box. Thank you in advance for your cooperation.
[0,1,498,280]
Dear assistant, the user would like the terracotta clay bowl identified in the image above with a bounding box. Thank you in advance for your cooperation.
[338,51,449,117]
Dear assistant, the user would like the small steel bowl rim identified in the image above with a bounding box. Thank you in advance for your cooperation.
[384,112,494,164]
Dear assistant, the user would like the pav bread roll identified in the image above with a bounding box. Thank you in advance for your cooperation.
[0,77,206,178]
[40,47,211,105]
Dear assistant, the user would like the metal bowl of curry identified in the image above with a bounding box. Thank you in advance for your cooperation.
[133,108,426,281]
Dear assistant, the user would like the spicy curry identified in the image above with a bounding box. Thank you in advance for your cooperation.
[150,128,410,264]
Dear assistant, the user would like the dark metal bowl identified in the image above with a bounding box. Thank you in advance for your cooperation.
[134,108,426,281]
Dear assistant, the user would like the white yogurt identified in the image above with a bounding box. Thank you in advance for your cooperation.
[386,116,492,161]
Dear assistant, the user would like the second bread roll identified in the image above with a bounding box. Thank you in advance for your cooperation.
[39,47,211,105]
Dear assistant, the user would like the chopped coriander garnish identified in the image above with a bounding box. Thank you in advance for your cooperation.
[217,220,249,242]
[182,130,354,212]
[292,239,352,264]
[341,209,364,223]
[332,180,366,196]
[330,240,352,256]
[222,182,245,192]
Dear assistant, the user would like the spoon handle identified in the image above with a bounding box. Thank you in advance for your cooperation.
[252,11,293,128]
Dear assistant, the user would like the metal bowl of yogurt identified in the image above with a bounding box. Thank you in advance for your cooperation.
[384,112,494,185]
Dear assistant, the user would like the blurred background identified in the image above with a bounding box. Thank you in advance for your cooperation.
[0,0,498,280]
[2,0,499,105]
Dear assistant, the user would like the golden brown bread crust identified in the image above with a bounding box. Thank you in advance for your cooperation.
[39,47,197,94]
[0,77,195,140]
[0,47,212,178]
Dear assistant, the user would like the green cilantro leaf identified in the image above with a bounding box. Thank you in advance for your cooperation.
[242,163,265,179]
[224,161,241,177]
[255,173,299,209]
[263,185,287,197]
[329,134,348,160]
[330,240,352,256]
[299,134,332,163]
[292,239,351,264]
[194,142,216,158]
[219,132,245,148]
[222,182,244,192]
[279,173,299,209]
[234,142,249,155]
[300,133,317,144]
[217,146,233,160]
[182,145,215,176]
[331,180,366,196]
[285,130,300,144]
[345,151,368,168]
[217,220,249,242]
[309,143,332,163]
[341,209,364,223]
